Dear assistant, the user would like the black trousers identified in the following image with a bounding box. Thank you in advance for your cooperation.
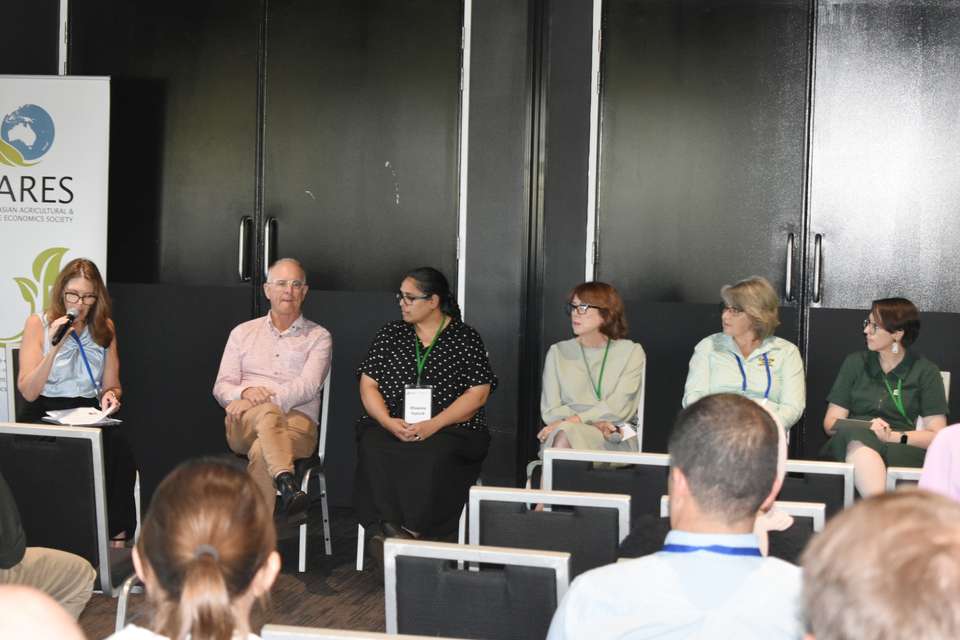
[353,417,490,538]
[19,395,138,537]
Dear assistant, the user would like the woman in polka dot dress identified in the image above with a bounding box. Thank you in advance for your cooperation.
[353,267,497,549]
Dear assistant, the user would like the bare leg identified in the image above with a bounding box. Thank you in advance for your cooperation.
[553,430,572,449]
[846,442,887,497]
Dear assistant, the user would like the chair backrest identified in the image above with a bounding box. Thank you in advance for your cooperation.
[658,495,826,532]
[317,366,332,463]
[3,344,24,422]
[542,448,670,519]
[469,486,630,578]
[543,448,852,518]
[778,459,854,516]
[0,421,131,596]
[384,539,570,640]
[262,625,467,640]
[886,466,921,491]
[916,371,951,430]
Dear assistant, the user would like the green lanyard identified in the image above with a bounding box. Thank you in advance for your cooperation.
[414,316,447,385]
[882,376,910,424]
[580,339,611,401]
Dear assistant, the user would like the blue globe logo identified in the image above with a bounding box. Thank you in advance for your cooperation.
[0,104,56,167]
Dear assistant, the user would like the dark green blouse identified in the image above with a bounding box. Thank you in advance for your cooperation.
[826,350,948,429]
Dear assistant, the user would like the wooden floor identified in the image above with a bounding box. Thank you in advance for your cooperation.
[80,507,385,639]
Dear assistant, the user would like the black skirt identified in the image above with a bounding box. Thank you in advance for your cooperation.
[353,417,490,538]
[18,395,138,537]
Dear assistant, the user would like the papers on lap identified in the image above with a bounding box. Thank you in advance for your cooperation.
[42,406,121,426]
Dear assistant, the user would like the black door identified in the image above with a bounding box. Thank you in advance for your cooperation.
[595,0,812,452]
[802,0,960,456]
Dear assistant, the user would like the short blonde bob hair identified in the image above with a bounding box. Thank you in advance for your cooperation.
[720,276,780,339]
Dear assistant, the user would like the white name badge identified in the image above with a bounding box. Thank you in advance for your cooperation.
[404,385,433,424]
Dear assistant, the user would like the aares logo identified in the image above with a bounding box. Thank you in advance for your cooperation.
[0,104,55,167]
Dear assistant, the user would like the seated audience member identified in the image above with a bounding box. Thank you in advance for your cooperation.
[354,267,496,551]
[802,490,960,640]
[0,470,95,619]
[537,281,646,452]
[213,258,332,524]
[822,298,947,497]
[0,585,85,640]
[683,276,805,430]
[109,458,280,640]
[919,423,960,501]
[548,394,802,640]
[17,257,137,541]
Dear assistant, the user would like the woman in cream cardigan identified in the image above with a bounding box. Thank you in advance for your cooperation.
[538,282,646,452]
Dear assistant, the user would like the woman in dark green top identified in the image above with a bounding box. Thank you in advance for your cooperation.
[823,298,948,496]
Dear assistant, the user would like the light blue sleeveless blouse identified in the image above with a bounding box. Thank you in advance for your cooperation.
[39,313,107,398]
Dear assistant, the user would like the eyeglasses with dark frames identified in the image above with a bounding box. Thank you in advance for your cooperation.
[862,318,884,335]
[64,291,98,305]
[396,292,431,305]
[565,302,604,316]
[719,303,744,316]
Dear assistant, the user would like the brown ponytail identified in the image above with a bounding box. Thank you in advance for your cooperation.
[136,459,276,640]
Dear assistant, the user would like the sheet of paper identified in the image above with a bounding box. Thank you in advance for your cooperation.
[44,406,121,426]
[619,424,637,441]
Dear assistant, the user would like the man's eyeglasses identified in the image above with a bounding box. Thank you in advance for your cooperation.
[396,292,431,305]
[267,279,305,290]
[719,303,744,316]
[863,319,883,335]
[565,302,604,316]
[64,291,98,305]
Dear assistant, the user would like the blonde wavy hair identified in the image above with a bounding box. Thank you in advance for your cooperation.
[721,276,780,339]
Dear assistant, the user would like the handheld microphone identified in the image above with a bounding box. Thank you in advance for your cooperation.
[51,309,78,346]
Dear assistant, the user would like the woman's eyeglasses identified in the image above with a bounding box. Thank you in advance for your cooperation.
[64,291,98,305]
[396,292,431,305]
[565,302,604,316]
[719,303,744,316]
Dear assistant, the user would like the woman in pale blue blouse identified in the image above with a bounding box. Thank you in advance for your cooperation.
[682,276,805,430]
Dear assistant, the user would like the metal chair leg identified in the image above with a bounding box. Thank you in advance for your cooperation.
[356,524,366,571]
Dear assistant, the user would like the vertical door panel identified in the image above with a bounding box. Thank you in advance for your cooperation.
[263,0,461,291]
[803,1,960,452]
[70,0,261,287]
[596,0,811,450]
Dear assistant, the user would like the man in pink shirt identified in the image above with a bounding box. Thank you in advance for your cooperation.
[213,258,332,523]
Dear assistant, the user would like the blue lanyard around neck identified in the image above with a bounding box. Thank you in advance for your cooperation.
[662,543,762,557]
[71,332,102,398]
[733,351,771,399]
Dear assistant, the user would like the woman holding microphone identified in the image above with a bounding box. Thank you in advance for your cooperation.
[17,258,135,542]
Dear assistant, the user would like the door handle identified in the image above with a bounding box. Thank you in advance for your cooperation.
[784,233,795,302]
[237,217,252,281]
[813,233,823,304]
[263,217,276,280]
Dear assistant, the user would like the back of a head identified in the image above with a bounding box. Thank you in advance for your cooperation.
[0,585,85,640]
[802,490,960,640]
[137,459,277,640]
[668,394,778,523]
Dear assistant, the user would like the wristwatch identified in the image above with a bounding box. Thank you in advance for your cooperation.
[900,433,908,445]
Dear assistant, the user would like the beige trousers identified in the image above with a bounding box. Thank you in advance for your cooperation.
[225,402,318,509]
[0,547,96,619]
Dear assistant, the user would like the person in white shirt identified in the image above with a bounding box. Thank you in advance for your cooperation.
[108,459,280,640]
[547,393,803,640]
[801,489,960,640]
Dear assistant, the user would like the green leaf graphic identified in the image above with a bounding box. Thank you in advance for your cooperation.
[32,247,69,309]
[0,137,35,167]
[13,277,38,318]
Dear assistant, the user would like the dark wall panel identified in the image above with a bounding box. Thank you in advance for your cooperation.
[0,0,59,75]
[466,0,532,485]
[263,0,461,292]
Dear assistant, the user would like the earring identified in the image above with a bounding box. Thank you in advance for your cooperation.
[892,341,899,354]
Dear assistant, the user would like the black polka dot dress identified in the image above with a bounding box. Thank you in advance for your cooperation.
[353,318,498,537]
